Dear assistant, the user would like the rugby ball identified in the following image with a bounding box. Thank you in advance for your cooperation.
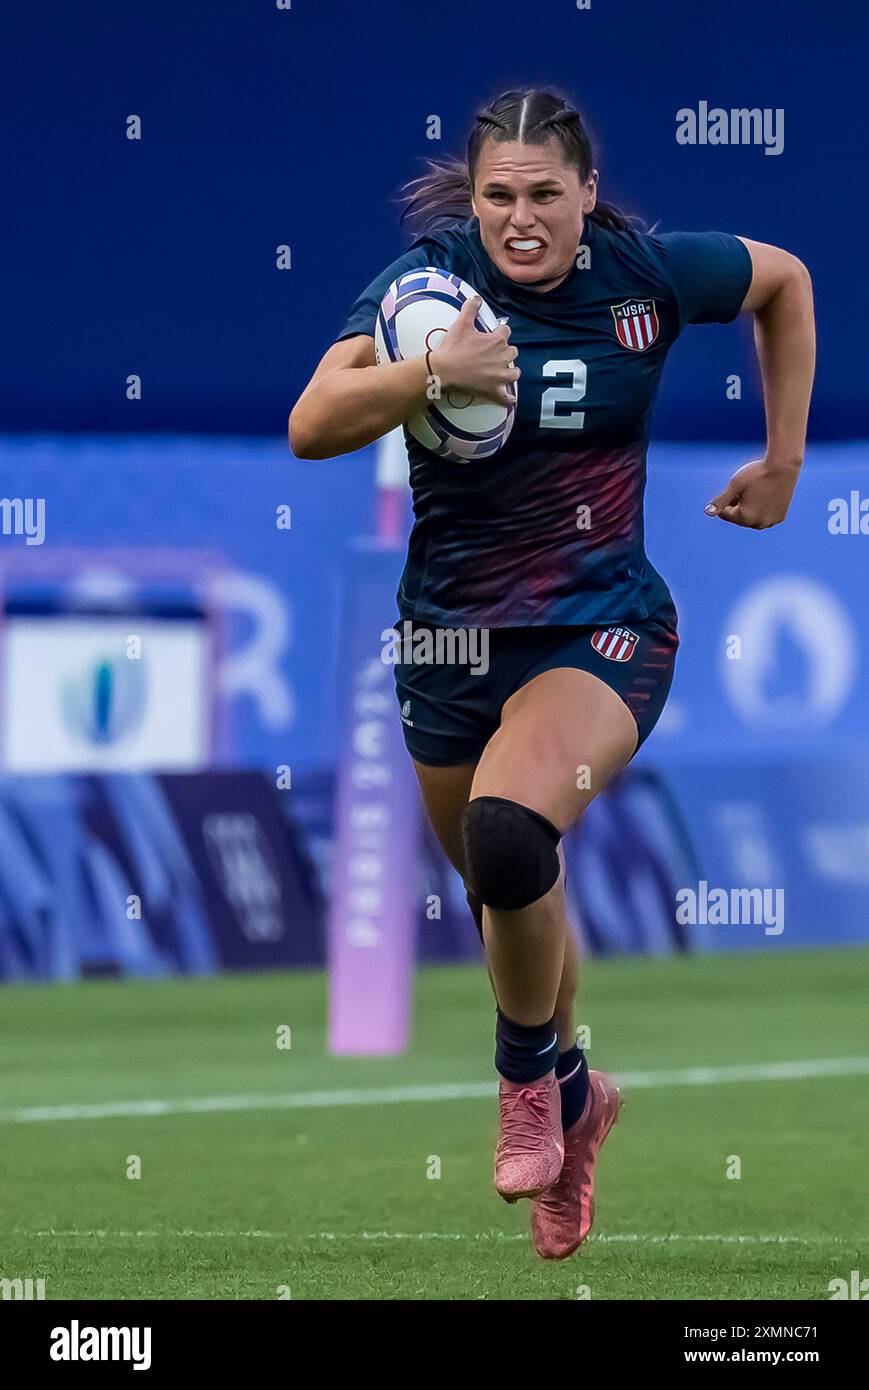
[374,267,515,462]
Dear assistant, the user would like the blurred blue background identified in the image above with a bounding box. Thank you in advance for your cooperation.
[3,0,867,436]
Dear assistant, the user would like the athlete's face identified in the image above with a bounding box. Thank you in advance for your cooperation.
[471,138,598,291]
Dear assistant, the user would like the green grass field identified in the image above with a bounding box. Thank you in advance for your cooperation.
[1,947,867,1300]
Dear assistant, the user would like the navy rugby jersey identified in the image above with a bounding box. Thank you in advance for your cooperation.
[335,216,752,628]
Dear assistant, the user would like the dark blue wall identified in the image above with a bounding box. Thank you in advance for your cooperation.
[5,0,864,437]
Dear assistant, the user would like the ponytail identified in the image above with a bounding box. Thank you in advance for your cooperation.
[399,157,473,233]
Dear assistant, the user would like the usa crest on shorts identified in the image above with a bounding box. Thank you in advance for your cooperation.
[591,626,639,662]
[611,299,660,351]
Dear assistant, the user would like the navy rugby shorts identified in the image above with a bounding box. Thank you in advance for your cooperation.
[393,609,679,767]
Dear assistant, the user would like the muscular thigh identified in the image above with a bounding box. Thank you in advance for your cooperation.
[412,758,478,877]
[471,667,638,831]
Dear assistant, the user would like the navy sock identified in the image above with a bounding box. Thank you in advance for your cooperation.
[495,1008,558,1083]
[555,1044,589,1130]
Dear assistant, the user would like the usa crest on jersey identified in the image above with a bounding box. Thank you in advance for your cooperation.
[611,299,660,352]
[591,626,639,662]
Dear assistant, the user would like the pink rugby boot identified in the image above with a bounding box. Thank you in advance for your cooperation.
[493,1070,565,1202]
[530,1069,623,1258]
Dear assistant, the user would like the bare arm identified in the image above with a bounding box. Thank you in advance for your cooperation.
[289,335,431,460]
[289,297,519,461]
[706,238,815,528]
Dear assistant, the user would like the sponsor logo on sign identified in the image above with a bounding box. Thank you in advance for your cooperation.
[62,656,146,746]
[611,299,660,351]
[591,627,639,662]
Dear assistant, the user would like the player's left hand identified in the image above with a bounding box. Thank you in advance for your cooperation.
[704,456,801,529]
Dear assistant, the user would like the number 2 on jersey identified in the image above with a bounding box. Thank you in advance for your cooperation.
[539,359,587,430]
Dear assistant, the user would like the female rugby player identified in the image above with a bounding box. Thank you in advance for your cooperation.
[290,89,815,1259]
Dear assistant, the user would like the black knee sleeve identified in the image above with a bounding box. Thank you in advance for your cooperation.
[461,796,561,912]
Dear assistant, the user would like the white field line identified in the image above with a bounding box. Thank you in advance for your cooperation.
[13,1229,862,1246]
[3,1055,869,1126]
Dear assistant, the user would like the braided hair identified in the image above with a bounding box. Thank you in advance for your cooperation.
[399,88,633,234]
